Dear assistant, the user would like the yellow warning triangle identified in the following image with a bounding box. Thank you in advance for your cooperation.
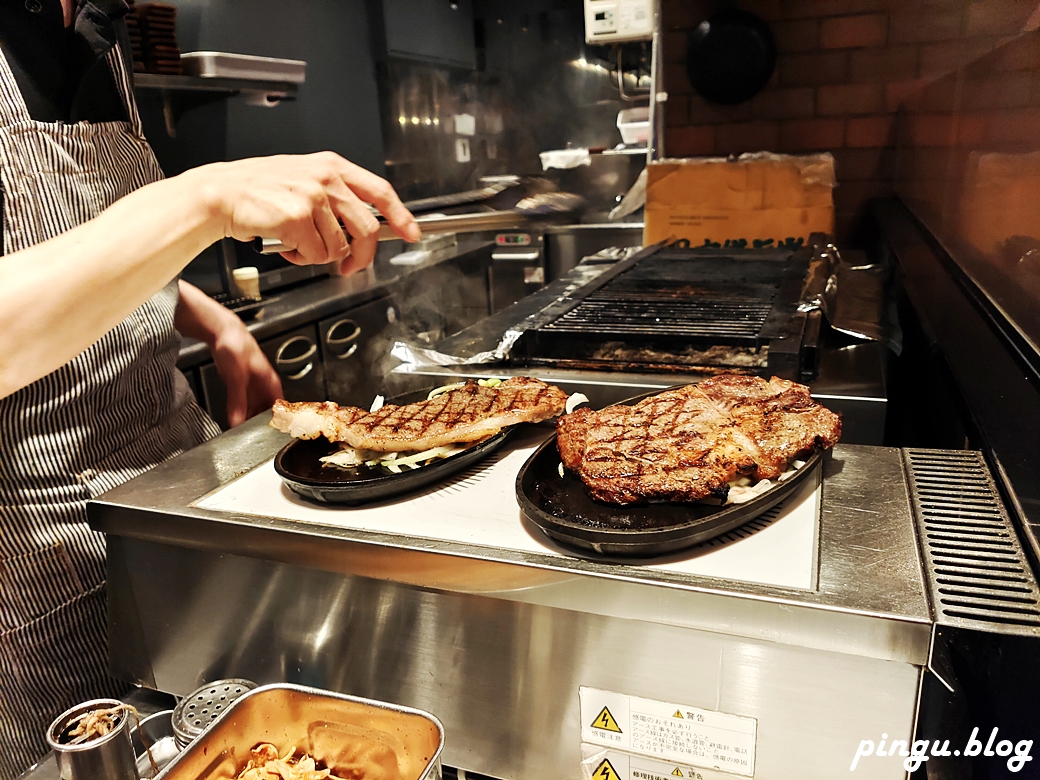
[673,710,684,718]
[671,769,684,777]
[591,706,623,733]
[592,758,621,780]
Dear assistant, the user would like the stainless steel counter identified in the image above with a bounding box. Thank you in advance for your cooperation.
[88,413,943,779]
[92,418,930,661]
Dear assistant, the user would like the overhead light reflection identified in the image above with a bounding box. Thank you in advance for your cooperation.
[570,56,609,74]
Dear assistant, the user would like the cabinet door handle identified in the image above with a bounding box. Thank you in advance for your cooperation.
[326,318,362,359]
[275,336,317,381]
[286,362,314,381]
[492,250,541,261]
[327,318,362,344]
[335,343,359,360]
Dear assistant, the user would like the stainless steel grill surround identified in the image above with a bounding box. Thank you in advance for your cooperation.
[89,417,940,779]
[512,245,818,378]
[904,448,1040,635]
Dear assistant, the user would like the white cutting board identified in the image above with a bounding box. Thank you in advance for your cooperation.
[197,428,820,590]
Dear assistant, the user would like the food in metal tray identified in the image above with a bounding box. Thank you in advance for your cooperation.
[270,377,569,472]
[556,375,841,505]
[231,740,401,780]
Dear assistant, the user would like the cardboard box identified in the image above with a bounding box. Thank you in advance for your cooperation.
[644,153,836,248]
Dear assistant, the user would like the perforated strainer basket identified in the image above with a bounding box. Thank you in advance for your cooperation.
[171,679,256,749]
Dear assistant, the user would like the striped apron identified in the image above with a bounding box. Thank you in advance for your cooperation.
[0,40,219,779]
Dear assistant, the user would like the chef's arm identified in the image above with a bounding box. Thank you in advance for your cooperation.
[174,281,283,427]
[0,152,420,399]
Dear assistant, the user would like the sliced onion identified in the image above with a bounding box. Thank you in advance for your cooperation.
[427,382,466,400]
[369,394,385,412]
[565,393,589,414]
[320,447,365,468]
[727,479,775,504]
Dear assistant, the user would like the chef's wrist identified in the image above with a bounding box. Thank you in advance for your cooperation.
[206,300,247,350]
[175,279,242,348]
[177,163,236,245]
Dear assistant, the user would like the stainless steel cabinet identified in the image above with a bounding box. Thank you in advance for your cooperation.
[488,242,545,313]
[201,325,327,430]
[320,296,398,407]
[262,325,327,402]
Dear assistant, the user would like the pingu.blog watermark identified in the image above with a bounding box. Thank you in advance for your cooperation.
[850,728,1033,773]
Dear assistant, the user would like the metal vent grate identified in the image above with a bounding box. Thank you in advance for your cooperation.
[904,449,1040,635]
[696,504,784,550]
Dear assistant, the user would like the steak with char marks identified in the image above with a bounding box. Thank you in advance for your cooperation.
[271,377,569,452]
[556,376,841,505]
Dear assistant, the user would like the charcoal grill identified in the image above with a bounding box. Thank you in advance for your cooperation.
[513,243,821,379]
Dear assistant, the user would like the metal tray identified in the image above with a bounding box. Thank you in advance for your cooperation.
[180,52,307,83]
[515,388,824,557]
[154,684,443,780]
[274,389,511,505]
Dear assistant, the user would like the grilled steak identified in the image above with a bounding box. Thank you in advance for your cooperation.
[557,376,841,505]
[270,401,368,442]
[698,374,841,479]
[271,377,569,452]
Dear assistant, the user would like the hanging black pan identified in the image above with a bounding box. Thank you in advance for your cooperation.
[686,7,777,105]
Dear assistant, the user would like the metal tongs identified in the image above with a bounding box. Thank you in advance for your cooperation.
[253,192,585,255]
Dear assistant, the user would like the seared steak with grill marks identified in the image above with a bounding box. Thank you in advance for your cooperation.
[698,374,841,479]
[271,377,569,452]
[270,401,368,442]
[557,376,841,505]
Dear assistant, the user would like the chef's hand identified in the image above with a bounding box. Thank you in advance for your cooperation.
[208,152,421,275]
[212,318,283,428]
[174,281,282,427]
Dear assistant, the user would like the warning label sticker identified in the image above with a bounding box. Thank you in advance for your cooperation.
[592,706,624,734]
[581,746,744,780]
[580,688,757,777]
[590,757,622,780]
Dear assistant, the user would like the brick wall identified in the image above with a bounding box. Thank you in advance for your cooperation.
[662,0,1038,240]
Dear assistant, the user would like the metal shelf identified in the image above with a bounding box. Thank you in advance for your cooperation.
[134,72,299,97]
[133,73,299,135]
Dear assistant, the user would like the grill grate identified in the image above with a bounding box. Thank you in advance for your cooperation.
[543,300,775,338]
[513,245,818,378]
[904,449,1040,634]
[540,256,787,345]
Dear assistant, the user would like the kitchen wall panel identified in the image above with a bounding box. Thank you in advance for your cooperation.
[378,0,647,212]
[147,0,386,175]
[662,0,1040,242]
